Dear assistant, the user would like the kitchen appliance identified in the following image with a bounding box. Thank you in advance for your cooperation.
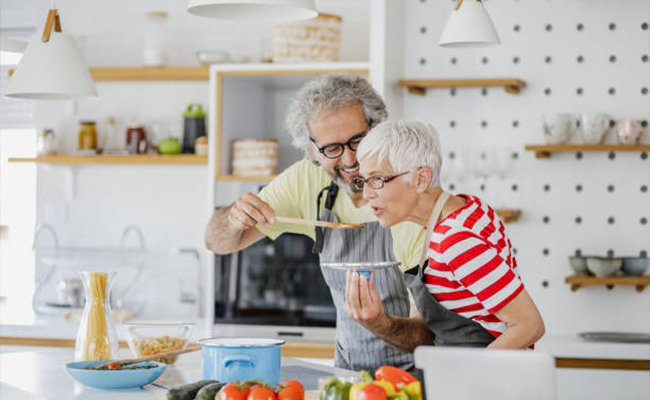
[214,232,336,336]
[414,347,557,400]
[183,104,206,153]
[56,277,84,308]
[200,338,284,384]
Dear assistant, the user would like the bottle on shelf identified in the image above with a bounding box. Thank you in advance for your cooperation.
[78,121,98,153]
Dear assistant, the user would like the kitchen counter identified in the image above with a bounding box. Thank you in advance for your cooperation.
[0,347,349,400]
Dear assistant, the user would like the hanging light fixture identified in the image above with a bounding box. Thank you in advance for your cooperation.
[6,8,97,100]
[439,0,500,48]
[187,0,318,22]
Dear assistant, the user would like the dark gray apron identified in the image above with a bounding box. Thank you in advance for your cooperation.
[403,192,495,347]
[313,182,414,371]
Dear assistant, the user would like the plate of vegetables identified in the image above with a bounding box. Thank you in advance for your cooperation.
[65,360,167,389]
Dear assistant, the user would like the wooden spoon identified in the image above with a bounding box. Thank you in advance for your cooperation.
[275,216,365,229]
[92,344,201,370]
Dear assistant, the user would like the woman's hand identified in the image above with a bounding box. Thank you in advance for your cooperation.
[343,270,391,334]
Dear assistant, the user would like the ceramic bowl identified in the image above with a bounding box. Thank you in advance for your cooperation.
[568,256,589,275]
[585,256,622,277]
[196,50,230,65]
[65,360,166,390]
[621,257,649,276]
[542,114,573,144]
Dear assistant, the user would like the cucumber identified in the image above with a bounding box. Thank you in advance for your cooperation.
[167,380,218,400]
[195,382,226,400]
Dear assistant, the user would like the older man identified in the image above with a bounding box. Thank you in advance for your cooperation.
[205,74,424,371]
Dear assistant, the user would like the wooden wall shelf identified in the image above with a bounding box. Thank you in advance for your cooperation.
[525,144,650,159]
[398,78,526,95]
[495,208,522,223]
[565,276,650,293]
[90,67,209,81]
[8,155,208,165]
[9,67,210,81]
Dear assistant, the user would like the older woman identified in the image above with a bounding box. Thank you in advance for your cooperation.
[344,120,544,351]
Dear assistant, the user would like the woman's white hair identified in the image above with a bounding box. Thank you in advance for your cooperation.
[285,74,388,158]
[357,120,442,188]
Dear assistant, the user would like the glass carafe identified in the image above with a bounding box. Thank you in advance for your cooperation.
[74,272,119,361]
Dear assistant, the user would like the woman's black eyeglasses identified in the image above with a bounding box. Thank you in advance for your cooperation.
[352,170,413,190]
[309,132,367,159]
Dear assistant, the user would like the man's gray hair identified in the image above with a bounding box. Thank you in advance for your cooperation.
[285,74,388,157]
[357,120,443,188]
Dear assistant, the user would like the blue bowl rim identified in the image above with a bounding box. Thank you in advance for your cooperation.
[66,359,167,372]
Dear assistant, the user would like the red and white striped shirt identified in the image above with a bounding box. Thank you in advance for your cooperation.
[424,194,524,339]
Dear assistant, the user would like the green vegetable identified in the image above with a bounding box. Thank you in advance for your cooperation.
[320,378,352,400]
[195,382,226,400]
[167,380,218,400]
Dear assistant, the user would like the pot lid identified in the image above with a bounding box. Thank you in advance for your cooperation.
[199,338,285,347]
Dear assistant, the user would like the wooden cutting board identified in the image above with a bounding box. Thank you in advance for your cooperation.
[306,390,319,400]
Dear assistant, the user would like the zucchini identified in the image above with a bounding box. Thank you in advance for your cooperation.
[167,380,218,400]
[195,382,226,400]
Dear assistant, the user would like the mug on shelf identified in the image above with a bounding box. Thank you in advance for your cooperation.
[579,113,610,145]
[542,113,574,144]
[615,119,644,145]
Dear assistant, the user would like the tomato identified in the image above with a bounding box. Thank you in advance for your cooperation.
[248,385,277,400]
[374,366,417,389]
[357,384,387,400]
[279,380,304,393]
[277,385,304,400]
[219,382,251,400]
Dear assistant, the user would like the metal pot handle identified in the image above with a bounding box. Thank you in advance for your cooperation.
[222,355,256,368]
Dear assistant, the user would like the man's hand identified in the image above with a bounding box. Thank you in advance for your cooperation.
[228,192,276,230]
[344,269,391,334]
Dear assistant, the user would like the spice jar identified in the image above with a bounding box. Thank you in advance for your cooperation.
[78,121,98,151]
[37,128,57,155]
[126,125,148,154]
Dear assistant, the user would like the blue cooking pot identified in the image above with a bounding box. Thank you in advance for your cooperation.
[200,338,285,384]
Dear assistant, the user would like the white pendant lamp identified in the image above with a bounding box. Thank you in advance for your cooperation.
[187,0,318,22]
[439,0,500,48]
[6,9,97,100]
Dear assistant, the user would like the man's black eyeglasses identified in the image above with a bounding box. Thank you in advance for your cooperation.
[309,132,367,159]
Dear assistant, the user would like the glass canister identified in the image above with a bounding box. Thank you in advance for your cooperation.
[37,128,57,155]
[126,125,148,154]
[143,11,168,67]
[75,272,119,361]
[78,121,98,151]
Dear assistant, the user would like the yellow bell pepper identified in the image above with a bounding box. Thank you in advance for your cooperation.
[399,382,421,400]
[349,382,369,400]
[372,380,395,396]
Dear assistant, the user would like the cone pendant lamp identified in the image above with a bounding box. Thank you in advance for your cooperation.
[6,9,97,100]
[439,0,500,48]
[187,0,317,22]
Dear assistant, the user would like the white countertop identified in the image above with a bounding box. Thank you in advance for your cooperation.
[2,312,649,361]
[0,347,346,400]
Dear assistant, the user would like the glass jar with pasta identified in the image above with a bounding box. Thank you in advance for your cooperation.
[74,272,119,361]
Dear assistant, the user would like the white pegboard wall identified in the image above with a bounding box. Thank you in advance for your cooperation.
[400,0,650,336]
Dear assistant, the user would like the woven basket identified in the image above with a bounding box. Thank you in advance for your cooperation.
[272,13,342,62]
[231,139,279,176]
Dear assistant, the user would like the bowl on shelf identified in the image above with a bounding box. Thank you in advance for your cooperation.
[196,50,230,65]
[66,360,166,389]
[568,256,590,275]
[621,257,649,276]
[585,256,622,277]
[121,320,194,365]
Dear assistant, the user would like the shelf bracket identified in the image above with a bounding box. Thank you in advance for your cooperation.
[535,151,552,159]
[407,86,427,96]
[570,284,581,292]
[635,285,646,293]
